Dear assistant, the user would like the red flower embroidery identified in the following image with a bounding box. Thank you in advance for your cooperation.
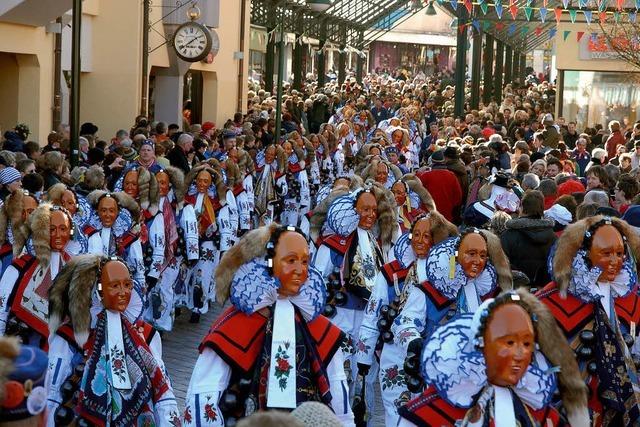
[386,367,398,380]
[277,358,290,372]
[204,403,217,422]
[114,359,123,369]
[183,406,192,424]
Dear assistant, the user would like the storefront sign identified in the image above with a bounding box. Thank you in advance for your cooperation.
[579,32,640,60]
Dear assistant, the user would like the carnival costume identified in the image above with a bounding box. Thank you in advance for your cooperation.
[356,212,458,425]
[254,145,287,224]
[47,183,91,255]
[362,156,403,190]
[183,224,354,426]
[398,290,589,427]
[45,255,180,427]
[0,190,33,277]
[84,191,146,294]
[393,175,436,233]
[312,181,398,421]
[183,164,236,317]
[0,204,73,349]
[282,142,311,230]
[538,216,640,426]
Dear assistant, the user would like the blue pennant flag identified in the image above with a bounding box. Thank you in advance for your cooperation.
[584,9,592,23]
[472,19,481,32]
[450,0,458,10]
[495,1,504,18]
[549,27,557,39]
[509,23,516,35]
[539,7,548,22]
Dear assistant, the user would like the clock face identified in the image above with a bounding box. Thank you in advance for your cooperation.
[173,22,213,62]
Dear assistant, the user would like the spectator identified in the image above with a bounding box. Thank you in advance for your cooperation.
[417,149,463,222]
[615,173,640,214]
[583,189,610,208]
[521,173,540,191]
[538,179,558,210]
[166,133,193,174]
[500,189,556,288]
[16,159,36,176]
[0,167,22,200]
[585,165,609,192]
[37,150,65,190]
[605,120,626,160]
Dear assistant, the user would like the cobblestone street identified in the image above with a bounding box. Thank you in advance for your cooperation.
[163,304,385,426]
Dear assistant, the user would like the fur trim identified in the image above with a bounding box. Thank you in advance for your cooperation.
[402,174,436,213]
[87,190,141,225]
[47,183,67,205]
[214,223,277,304]
[275,144,287,173]
[367,180,398,247]
[480,229,512,291]
[552,215,640,297]
[48,254,102,347]
[185,164,227,204]
[0,336,20,403]
[0,191,30,248]
[134,166,159,214]
[516,289,589,425]
[225,159,242,189]
[160,166,185,208]
[23,203,56,266]
[236,148,255,176]
[428,210,459,245]
[84,165,106,190]
[303,138,316,166]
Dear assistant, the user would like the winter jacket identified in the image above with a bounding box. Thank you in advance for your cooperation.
[417,166,463,223]
[2,131,25,152]
[500,217,557,288]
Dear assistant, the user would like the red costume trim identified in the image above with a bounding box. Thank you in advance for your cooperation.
[321,234,355,256]
[83,225,99,238]
[8,255,49,346]
[232,184,245,197]
[380,260,409,285]
[416,281,456,311]
[200,306,345,374]
[400,385,563,427]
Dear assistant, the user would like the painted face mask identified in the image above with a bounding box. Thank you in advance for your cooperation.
[458,233,488,278]
[273,231,309,297]
[100,260,133,313]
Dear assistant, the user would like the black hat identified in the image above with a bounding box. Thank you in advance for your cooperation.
[443,146,459,160]
[80,122,98,136]
[429,149,446,164]
[492,172,512,189]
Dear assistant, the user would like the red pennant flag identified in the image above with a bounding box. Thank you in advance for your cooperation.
[554,7,563,23]
[535,26,543,36]
[495,22,505,30]
[577,31,585,41]
[510,4,518,19]
[617,0,624,9]
[459,24,466,34]
[464,0,473,14]
[599,11,607,22]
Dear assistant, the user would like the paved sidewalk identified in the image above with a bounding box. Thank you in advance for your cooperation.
[162,304,386,426]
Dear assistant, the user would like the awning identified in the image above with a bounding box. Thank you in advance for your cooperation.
[374,31,456,47]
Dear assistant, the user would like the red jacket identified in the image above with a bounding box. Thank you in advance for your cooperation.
[605,130,626,160]
[417,167,462,222]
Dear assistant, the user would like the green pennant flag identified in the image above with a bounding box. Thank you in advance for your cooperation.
[563,30,571,40]
[614,11,621,22]
[524,6,533,20]
[521,26,529,35]
[569,9,577,22]
[483,20,492,30]
[480,1,489,14]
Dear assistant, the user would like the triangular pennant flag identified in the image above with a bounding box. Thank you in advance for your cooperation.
[495,22,505,30]
[636,0,640,9]
[614,11,621,22]
[569,9,577,22]
[598,0,607,11]
[549,28,557,39]
[509,22,517,35]
[630,11,638,22]
[590,32,598,42]
[483,20,491,30]
[472,19,481,32]
[579,0,587,8]
[599,11,607,22]
[554,7,563,23]
[617,0,624,9]
[524,6,533,20]
[458,23,466,34]
[464,0,473,14]
[510,4,518,19]
[495,1,504,19]
[562,0,570,7]
[450,0,458,10]
[577,31,585,41]
[584,10,592,24]
[521,26,530,35]
[436,0,445,4]
[526,0,533,5]
[539,7,547,22]
[535,26,543,36]
[480,1,489,14]
[563,30,571,40]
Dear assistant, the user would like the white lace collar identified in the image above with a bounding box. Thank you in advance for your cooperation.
[568,249,635,303]
[426,237,498,299]
[229,258,326,321]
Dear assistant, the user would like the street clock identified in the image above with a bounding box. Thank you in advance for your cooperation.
[172,21,213,62]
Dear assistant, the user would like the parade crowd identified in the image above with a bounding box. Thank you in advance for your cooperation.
[2,68,640,426]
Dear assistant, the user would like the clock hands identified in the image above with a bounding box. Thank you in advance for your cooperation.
[182,34,205,50]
